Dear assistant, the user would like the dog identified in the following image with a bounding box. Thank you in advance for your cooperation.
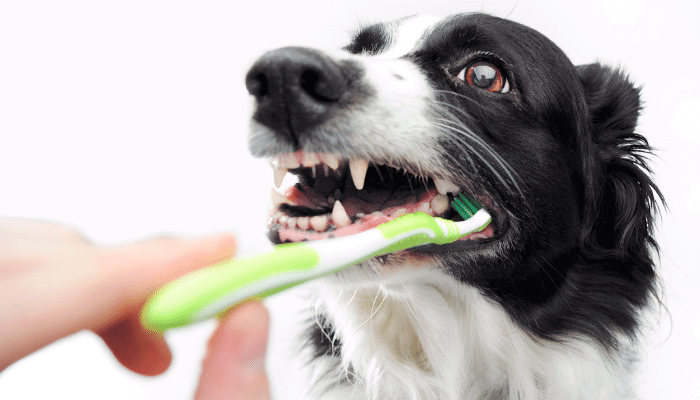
[244,13,662,400]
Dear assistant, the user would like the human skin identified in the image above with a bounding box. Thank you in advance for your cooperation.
[0,219,271,399]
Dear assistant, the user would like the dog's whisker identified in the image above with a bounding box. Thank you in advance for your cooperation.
[432,121,512,190]
[353,288,382,333]
[432,102,520,182]
[371,162,385,183]
[435,108,527,204]
[432,116,526,202]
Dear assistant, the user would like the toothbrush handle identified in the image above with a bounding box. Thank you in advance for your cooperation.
[140,212,456,331]
[141,241,320,331]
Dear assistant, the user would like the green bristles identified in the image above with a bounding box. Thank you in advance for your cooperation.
[450,193,482,220]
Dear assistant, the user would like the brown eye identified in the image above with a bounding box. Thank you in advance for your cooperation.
[457,61,509,93]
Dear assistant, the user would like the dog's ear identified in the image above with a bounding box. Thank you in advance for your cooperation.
[576,63,662,260]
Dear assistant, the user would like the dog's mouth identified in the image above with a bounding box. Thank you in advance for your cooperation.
[267,150,501,251]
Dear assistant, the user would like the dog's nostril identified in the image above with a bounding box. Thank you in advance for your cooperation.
[300,69,342,102]
[246,73,269,98]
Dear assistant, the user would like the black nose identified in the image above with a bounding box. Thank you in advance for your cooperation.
[245,47,348,144]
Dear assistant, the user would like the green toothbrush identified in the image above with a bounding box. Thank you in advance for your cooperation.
[140,194,490,331]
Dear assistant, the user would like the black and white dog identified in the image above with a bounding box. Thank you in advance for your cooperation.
[245,13,662,400]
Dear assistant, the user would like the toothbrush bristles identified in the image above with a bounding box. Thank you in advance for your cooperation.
[450,193,482,220]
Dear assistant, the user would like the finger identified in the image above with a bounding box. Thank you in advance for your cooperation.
[97,314,172,376]
[92,233,238,329]
[195,301,271,400]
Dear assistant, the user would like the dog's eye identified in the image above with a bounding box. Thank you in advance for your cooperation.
[457,62,509,93]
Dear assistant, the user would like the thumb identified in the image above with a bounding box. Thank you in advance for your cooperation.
[195,301,272,400]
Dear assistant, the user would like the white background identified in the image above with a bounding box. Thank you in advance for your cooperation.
[1,0,698,399]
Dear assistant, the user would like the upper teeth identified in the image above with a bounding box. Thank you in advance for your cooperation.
[269,151,461,195]
[433,178,460,195]
[348,159,369,190]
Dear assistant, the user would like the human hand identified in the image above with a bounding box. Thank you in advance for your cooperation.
[0,219,271,399]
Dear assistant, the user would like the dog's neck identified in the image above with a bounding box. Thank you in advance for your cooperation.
[309,269,635,400]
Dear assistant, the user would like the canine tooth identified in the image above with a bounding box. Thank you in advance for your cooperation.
[297,216,310,231]
[271,188,296,207]
[430,194,449,215]
[434,178,460,195]
[302,152,320,167]
[349,159,369,190]
[332,200,351,228]
[279,215,289,226]
[273,167,287,188]
[319,153,339,170]
[310,215,329,232]
[280,153,300,169]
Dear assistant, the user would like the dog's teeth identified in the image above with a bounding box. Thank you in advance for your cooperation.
[418,201,431,214]
[302,152,320,167]
[310,215,330,232]
[332,200,351,228]
[434,178,460,195]
[297,216,310,231]
[280,152,300,169]
[349,159,369,190]
[430,194,449,215]
[287,217,297,229]
[319,153,340,170]
[271,188,296,207]
[273,167,287,188]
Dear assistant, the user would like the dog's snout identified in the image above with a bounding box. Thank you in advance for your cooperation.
[246,47,348,143]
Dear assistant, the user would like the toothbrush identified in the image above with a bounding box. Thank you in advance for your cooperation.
[140,193,490,331]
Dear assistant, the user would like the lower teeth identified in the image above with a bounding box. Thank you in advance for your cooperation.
[270,193,451,235]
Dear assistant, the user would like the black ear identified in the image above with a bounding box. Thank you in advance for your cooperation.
[577,63,663,260]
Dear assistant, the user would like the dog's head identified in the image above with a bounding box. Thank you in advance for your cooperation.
[245,13,661,347]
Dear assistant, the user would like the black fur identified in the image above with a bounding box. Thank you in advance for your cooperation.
[343,22,392,56]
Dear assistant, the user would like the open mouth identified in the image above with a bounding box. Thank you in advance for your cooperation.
[267,150,498,249]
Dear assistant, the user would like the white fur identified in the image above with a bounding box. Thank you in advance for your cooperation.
[305,266,636,400]
[376,16,441,60]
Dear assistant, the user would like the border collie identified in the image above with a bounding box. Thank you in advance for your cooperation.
[244,13,662,400]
